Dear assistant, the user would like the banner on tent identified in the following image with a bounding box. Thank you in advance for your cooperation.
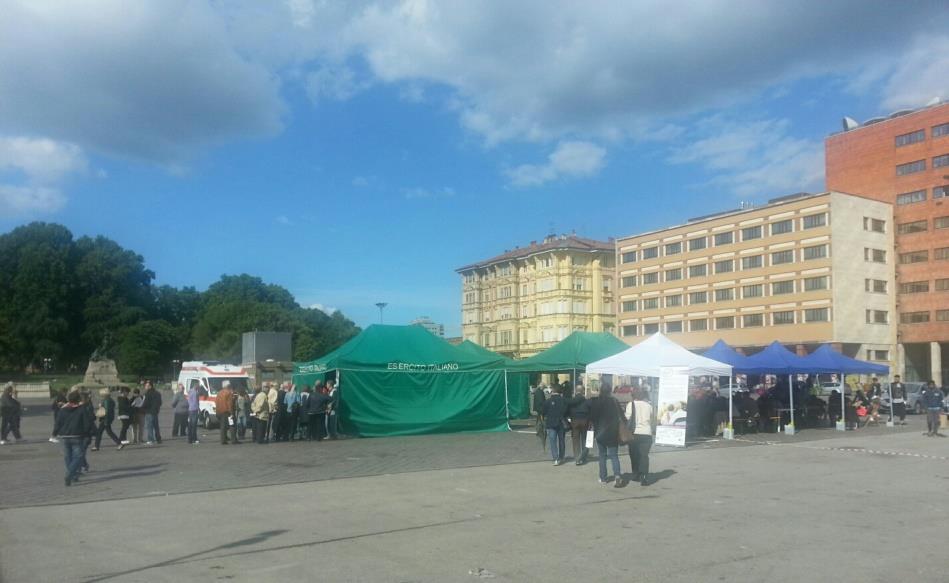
[655,366,689,447]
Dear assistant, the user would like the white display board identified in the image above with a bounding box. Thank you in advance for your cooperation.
[655,366,689,447]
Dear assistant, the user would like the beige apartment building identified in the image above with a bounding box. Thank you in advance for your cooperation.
[616,191,897,367]
[457,234,615,358]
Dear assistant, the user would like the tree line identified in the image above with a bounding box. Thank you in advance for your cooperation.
[0,222,360,377]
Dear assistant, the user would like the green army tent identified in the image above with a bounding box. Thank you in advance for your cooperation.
[506,331,629,376]
[292,325,513,437]
[456,340,531,419]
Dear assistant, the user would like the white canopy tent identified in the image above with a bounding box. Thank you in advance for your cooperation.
[587,333,732,377]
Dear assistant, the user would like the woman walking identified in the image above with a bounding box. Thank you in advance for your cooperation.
[590,385,626,488]
[130,388,145,444]
[92,388,121,451]
[626,387,655,486]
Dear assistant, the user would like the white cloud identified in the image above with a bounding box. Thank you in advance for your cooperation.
[308,302,338,314]
[274,215,293,225]
[507,141,606,188]
[668,117,823,198]
[305,63,370,103]
[401,186,456,200]
[880,35,949,110]
[352,176,371,187]
[0,136,87,216]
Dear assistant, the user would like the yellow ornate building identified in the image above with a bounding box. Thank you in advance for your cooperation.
[457,234,615,358]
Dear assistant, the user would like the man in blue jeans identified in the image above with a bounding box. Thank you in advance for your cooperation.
[921,380,945,437]
[541,386,568,465]
[53,391,93,486]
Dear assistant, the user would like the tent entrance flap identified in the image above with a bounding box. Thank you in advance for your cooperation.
[339,369,509,437]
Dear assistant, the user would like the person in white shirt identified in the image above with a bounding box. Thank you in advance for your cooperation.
[625,386,655,486]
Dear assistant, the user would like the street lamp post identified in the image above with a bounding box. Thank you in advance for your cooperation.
[375,302,388,324]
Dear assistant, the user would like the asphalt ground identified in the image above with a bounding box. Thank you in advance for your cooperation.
[1,397,948,582]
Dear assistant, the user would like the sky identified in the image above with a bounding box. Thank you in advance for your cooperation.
[1,1,948,336]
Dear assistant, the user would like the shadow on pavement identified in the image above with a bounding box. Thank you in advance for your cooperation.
[80,469,165,485]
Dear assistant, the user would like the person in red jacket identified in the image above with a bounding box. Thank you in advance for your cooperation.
[215,381,238,445]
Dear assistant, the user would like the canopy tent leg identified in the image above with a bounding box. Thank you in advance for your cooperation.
[785,374,796,436]
[886,381,895,428]
[836,372,847,431]
[504,370,511,430]
[572,369,577,396]
[723,377,735,440]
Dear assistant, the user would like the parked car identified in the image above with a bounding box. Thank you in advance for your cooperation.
[880,382,927,414]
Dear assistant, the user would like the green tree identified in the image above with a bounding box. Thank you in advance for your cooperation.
[117,319,179,377]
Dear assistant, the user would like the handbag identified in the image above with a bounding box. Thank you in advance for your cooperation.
[96,405,107,419]
[617,418,634,445]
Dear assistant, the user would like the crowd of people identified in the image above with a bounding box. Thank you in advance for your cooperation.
[19,378,342,486]
[533,382,655,489]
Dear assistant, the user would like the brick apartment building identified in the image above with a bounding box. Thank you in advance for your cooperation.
[826,101,949,383]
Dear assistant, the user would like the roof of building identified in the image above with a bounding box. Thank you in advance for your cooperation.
[456,234,613,272]
[827,100,948,138]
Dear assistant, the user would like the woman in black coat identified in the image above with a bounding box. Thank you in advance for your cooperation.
[590,385,626,487]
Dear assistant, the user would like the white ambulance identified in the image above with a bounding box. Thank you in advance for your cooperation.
[177,361,251,429]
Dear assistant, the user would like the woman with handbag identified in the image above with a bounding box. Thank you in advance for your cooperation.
[590,385,628,488]
[92,388,121,451]
[116,387,133,448]
[626,387,655,486]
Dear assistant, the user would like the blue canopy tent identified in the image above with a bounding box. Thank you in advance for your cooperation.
[701,340,754,439]
[806,345,890,429]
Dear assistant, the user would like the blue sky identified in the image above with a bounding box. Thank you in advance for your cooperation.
[1,1,948,336]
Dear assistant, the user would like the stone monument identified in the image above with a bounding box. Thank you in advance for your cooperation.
[72,333,128,392]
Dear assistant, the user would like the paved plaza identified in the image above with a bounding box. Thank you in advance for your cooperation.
[2,397,948,582]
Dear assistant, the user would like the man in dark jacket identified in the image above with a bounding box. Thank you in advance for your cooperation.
[305,383,329,441]
[566,394,591,465]
[921,381,944,437]
[54,391,94,486]
[92,388,121,450]
[142,382,161,445]
[541,387,568,465]
[1,383,23,444]
[889,375,907,425]
[590,385,625,487]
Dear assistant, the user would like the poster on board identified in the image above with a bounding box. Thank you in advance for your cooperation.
[655,366,689,447]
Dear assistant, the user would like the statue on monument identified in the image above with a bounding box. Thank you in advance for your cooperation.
[89,331,116,362]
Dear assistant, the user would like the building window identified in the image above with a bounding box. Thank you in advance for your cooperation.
[936,247,949,261]
[804,308,829,322]
[715,316,735,330]
[900,281,930,294]
[642,246,659,259]
[665,268,682,282]
[802,214,826,229]
[573,278,587,291]
[865,309,889,324]
[666,321,683,333]
[936,216,949,229]
[936,278,949,291]
[864,248,886,263]
[771,219,793,235]
[742,284,763,298]
[741,225,762,241]
[690,319,708,332]
[622,275,637,288]
[934,154,949,168]
[742,313,763,328]
[936,186,949,199]
[688,264,707,278]
[896,189,927,205]
[642,297,659,310]
[621,251,637,264]
[714,259,734,274]
[622,325,638,337]
[900,311,930,324]
[643,323,660,334]
[688,237,707,252]
[688,291,708,304]
[714,288,734,301]
[541,257,553,268]
[937,310,949,322]
[899,250,929,264]
[772,311,795,325]
[863,217,886,233]
[934,122,949,138]
[772,280,795,295]
[803,245,827,260]
[897,220,928,234]
[665,242,682,255]
[867,350,890,361]
[714,232,733,246]
[642,272,659,284]
[771,249,794,265]
[896,160,926,176]
[865,279,887,293]
[665,294,683,308]
[741,255,763,270]
[804,276,828,291]
[895,129,925,147]
[622,300,638,312]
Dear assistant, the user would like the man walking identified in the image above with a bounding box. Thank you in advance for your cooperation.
[541,386,567,465]
[91,388,121,451]
[215,381,238,444]
[921,380,944,437]
[54,391,93,486]
[142,382,160,445]
[890,375,907,425]
[1,383,23,445]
